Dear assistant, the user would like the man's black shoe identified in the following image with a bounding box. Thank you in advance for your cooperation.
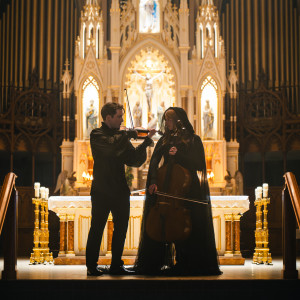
[87,266,104,276]
[109,265,136,275]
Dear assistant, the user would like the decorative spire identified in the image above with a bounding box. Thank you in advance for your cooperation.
[180,0,188,9]
[85,0,99,5]
[78,0,103,59]
[228,58,238,97]
[196,0,220,59]
[201,0,214,5]
[62,59,72,98]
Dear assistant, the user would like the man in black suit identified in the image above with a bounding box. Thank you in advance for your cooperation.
[86,102,155,276]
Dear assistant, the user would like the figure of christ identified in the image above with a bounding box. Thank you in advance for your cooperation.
[134,70,165,112]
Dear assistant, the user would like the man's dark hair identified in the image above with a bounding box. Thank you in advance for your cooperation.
[101,102,124,120]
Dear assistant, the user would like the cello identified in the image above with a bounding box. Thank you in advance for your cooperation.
[145,128,193,243]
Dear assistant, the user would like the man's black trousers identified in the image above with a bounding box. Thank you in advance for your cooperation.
[86,193,130,269]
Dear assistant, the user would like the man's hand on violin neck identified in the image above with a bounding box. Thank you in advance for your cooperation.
[126,129,138,140]
[169,146,177,156]
[148,184,157,195]
[147,129,156,139]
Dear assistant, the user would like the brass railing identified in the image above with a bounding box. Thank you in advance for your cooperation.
[0,172,18,280]
[282,172,300,279]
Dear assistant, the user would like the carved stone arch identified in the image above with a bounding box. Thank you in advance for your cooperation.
[120,38,179,128]
[14,133,32,152]
[198,72,222,99]
[119,37,180,99]
[197,73,222,139]
[77,73,102,140]
[78,72,103,94]
[0,133,11,151]
[78,45,105,89]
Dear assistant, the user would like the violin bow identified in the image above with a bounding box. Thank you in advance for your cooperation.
[155,191,208,205]
[124,88,134,129]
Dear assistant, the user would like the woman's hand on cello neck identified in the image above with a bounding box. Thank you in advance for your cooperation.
[169,146,177,156]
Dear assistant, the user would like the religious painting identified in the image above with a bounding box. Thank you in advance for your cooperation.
[200,76,218,140]
[125,48,175,131]
[139,0,160,33]
[82,76,100,139]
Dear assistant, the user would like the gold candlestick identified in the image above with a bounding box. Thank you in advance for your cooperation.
[30,197,43,264]
[30,188,53,264]
[253,190,272,265]
[43,198,53,263]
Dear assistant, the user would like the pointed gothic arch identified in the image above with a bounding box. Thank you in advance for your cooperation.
[197,73,222,139]
[120,37,180,104]
[120,40,179,128]
[78,75,101,140]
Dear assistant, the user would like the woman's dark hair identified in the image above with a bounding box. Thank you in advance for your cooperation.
[162,109,192,145]
[101,102,124,120]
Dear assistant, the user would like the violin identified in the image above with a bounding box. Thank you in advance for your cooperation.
[119,126,162,139]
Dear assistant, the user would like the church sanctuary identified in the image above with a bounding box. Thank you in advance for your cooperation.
[0,0,300,298]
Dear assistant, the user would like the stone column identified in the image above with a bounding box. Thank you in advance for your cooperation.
[226,141,240,183]
[224,213,233,256]
[60,140,74,176]
[58,214,67,256]
[233,214,241,255]
[67,214,75,256]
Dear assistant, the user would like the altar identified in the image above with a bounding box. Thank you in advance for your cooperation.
[48,195,249,265]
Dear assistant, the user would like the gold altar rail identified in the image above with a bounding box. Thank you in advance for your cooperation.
[0,172,18,280]
[282,172,300,279]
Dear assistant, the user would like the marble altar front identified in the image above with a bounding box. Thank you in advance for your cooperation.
[49,195,249,265]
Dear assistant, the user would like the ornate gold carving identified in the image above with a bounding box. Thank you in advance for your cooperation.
[78,215,91,252]
[233,214,242,255]
[86,61,95,69]
[58,214,67,256]
[224,213,233,255]
[67,214,75,255]
[124,47,175,128]
[213,215,222,251]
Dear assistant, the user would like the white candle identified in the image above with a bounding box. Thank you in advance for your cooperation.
[40,187,45,199]
[254,188,257,200]
[257,186,262,199]
[263,183,268,198]
[45,188,49,200]
[34,182,40,198]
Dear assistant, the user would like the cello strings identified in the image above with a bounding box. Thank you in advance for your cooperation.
[155,191,208,205]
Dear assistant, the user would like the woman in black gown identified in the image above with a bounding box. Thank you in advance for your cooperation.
[134,107,221,276]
